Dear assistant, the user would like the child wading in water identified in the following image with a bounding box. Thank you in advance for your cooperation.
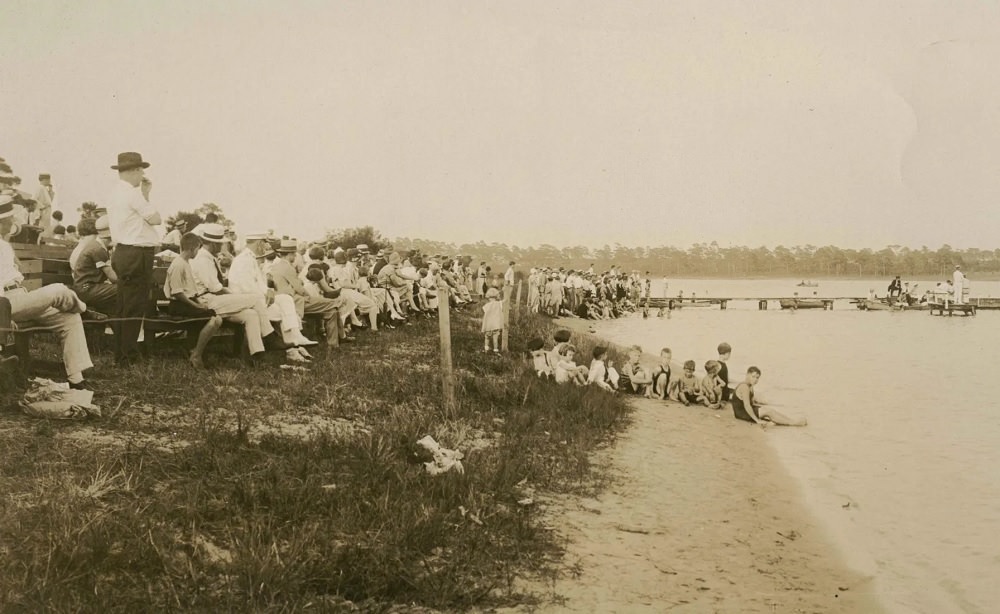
[481,287,504,352]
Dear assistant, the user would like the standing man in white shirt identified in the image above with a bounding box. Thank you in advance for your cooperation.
[0,193,94,388]
[953,265,967,304]
[34,173,55,236]
[107,152,161,365]
[504,261,516,287]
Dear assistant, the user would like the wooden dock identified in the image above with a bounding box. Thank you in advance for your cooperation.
[928,302,977,316]
[646,297,858,310]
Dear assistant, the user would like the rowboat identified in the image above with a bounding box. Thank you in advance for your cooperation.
[670,300,715,309]
[779,298,829,310]
[858,299,929,311]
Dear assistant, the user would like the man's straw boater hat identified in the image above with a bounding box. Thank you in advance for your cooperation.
[38,173,51,181]
[111,152,150,171]
[357,243,370,253]
[199,223,227,243]
[95,216,111,238]
[276,239,298,254]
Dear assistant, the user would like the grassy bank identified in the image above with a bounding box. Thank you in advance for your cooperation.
[0,307,630,612]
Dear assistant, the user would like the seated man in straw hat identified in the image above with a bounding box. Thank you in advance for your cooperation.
[269,239,353,346]
[0,193,95,388]
[161,218,187,249]
[188,223,290,359]
[70,216,118,315]
[228,231,316,363]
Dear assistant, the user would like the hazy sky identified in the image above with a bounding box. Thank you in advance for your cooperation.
[3,1,999,250]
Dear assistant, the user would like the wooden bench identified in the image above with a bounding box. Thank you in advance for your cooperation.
[4,245,247,368]
[6,242,335,368]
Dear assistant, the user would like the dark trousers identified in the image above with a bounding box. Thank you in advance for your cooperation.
[112,244,156,361]
[0,296,11,346]
[74,282,118,316]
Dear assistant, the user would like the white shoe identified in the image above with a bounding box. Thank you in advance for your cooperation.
[292,334,319,347]
[296,347,312,360]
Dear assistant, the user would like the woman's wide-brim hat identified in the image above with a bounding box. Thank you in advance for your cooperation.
[276,239,298,253]
[199,223,227,243]
[111,151,151,170]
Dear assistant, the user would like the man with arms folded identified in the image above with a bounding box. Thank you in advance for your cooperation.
[188,223,289,361]
[229,232,316,363]
[269,239,352,347]
[0,193,94,388]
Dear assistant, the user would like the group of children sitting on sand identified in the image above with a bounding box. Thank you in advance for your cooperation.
[528,331,806,427]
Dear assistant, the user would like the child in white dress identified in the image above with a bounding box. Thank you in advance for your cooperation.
[481,287,504,352]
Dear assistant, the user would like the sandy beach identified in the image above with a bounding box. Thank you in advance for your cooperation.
[500,318,883,613]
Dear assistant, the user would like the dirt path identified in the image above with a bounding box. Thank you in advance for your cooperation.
[502,398,883,613]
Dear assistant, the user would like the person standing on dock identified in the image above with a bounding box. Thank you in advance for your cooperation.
[953,265,966,304]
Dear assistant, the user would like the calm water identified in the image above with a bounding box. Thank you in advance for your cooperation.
[590,278,1000,614]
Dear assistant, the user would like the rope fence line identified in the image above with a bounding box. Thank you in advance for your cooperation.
[0,314,219,334]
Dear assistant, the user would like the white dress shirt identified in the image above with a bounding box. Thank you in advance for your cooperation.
[228,248,268,296]
[107,179,160,246]
[190,247,225,295]
[0,240,25,292]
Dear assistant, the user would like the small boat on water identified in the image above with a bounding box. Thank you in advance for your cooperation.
[858,299,929,311]
[779,298,829,310]
[796,280,819,287]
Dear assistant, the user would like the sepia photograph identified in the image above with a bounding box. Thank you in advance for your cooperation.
[1,1,998,612]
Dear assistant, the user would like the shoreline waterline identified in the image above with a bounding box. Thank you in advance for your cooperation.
[530,316,885,612]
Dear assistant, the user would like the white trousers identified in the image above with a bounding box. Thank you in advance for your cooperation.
[8,284,93,379]
[200,293,275,354]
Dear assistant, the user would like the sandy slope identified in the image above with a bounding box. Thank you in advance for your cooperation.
[496,320,883,613]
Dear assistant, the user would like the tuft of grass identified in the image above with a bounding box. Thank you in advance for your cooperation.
[0,307,631,611]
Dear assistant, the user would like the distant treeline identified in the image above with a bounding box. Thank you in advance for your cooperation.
[391,238,995,277]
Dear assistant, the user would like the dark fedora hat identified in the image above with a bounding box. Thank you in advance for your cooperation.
[111,152,151,171]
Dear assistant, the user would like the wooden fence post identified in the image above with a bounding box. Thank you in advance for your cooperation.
[501,285,512,351]
[515,280,524,320]
[438,286,456,417]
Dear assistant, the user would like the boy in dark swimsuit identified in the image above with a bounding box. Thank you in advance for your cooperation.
[651,347,674,400]
[732,367,807,426]
[717,342,732,402]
